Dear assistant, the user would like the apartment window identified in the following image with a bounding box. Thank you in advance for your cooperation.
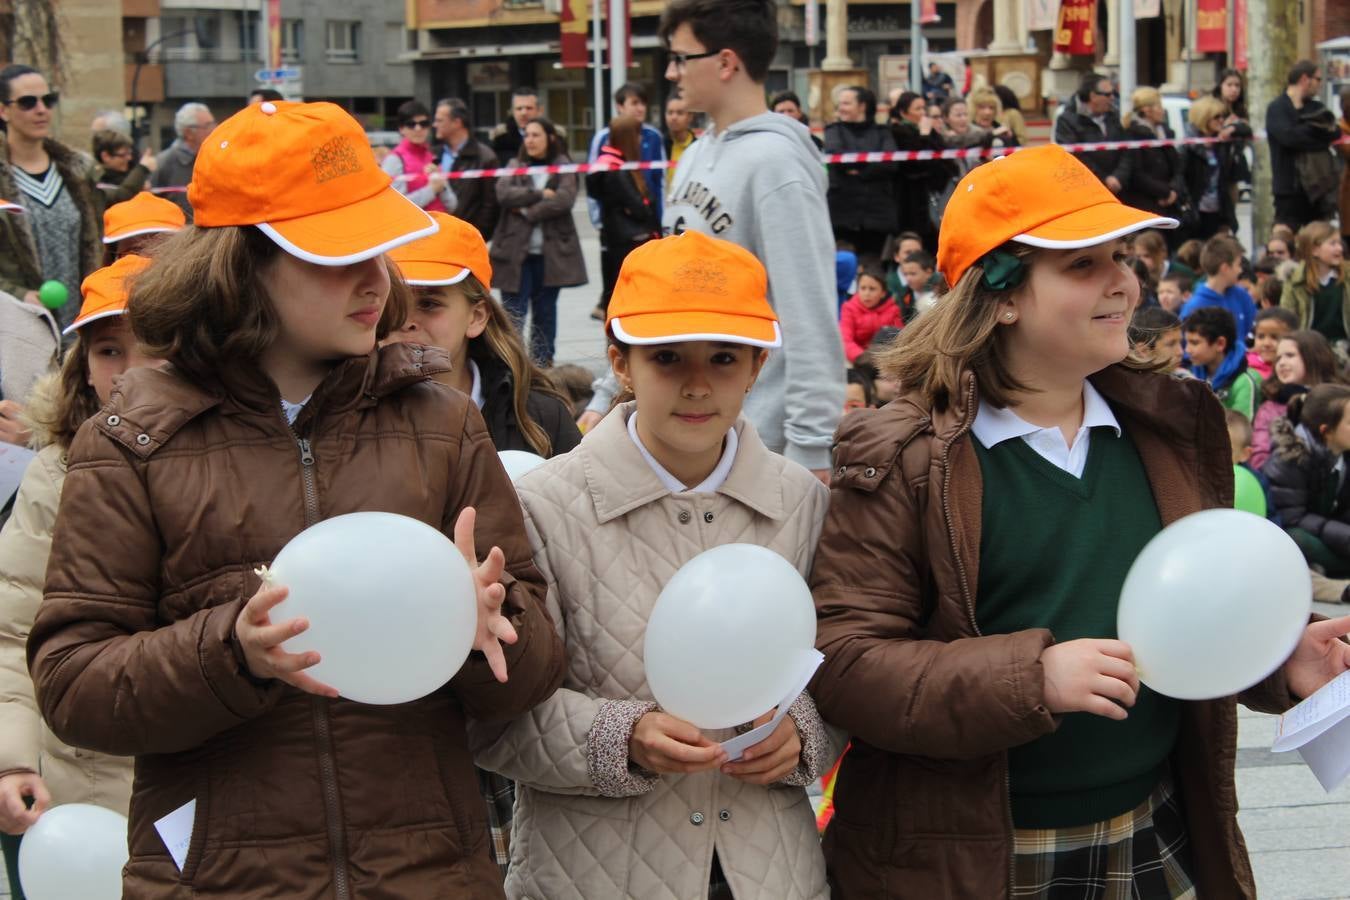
[281,19,303,64]
[326,20,360,63]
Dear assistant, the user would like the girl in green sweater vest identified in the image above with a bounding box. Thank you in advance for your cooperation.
[809,144,1350,900]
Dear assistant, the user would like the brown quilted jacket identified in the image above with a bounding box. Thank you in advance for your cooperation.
[26,342,566,899]
[810,364,1299,899]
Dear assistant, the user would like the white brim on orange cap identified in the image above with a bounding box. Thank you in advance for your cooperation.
[400,266,472,287]
[61,308,125,336]
[102,225,180,244]
[259,187,439,266]
[1013,201,1179,249]
[610,314,783,349]
[0,200,22,213]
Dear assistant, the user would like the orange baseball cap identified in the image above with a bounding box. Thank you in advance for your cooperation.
[102,191,186,243]
[65,254,150,335]
[937,144,1179,287]
[606,232,781,348]
[188,100,437,265]
[0,199,20,212]
[388,212,492,289]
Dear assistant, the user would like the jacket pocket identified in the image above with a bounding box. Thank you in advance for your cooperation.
[176,775,209,886]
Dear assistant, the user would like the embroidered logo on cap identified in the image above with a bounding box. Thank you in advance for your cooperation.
[673,259,729,296]
[311,136,362,184]
[1053,160,1096,190]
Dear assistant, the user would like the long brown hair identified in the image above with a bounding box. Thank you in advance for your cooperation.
[881,243,1160,411]
[607,116,648,198]
[26,330,103,451]
[1296,221,1350,294]
[130,225,409,386]
[1262,329,1344,400]
[1287,383,1350,444]
[455,275,570,457]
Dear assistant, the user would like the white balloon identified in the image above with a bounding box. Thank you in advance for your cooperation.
[1117,508,1311,700]
[270,512,477,705]
[19,803,127,900]
[498,450,546,482]
[643,544,817,729]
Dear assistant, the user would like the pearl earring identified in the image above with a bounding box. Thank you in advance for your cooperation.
[1004,312,1014,320]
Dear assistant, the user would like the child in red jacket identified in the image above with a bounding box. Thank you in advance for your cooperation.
[839,266,902,362]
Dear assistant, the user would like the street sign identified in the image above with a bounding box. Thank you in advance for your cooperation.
[254,67,301,83]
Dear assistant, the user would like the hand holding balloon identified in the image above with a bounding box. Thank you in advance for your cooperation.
[454,506,517,683]
[628,711,727,775]
[235,582,339,697]
[1282,615,1350,700]
[721,711,801,784]
[0,772,51,834]
[1041,639,1139,721]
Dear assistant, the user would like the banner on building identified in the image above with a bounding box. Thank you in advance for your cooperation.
[1234,0,1247,69]
[1195,0,1246,62]
[267,0,282,69]
[1027,0,1059,32]
[560,0,588,68]
[921,0,942,25]
[1054,0,1095,55]
[805,0,818,46]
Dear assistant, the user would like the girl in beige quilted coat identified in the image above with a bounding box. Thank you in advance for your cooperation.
[471,232,844,900]
[0,256,160,895]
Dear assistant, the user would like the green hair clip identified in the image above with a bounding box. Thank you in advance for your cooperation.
[981,250,1026,291]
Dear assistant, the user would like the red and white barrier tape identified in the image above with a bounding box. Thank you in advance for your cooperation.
[103,132,1350,192]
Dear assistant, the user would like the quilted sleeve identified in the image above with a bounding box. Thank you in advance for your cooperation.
[468,491,654,799]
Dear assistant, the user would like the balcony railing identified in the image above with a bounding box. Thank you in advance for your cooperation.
[159,46,261,62]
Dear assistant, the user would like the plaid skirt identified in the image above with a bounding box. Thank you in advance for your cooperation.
[1012,776,1197,899]
[478,767,515,877]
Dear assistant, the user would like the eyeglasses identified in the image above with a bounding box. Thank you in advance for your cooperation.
[667,48,719,69]
[5,92,59,111]
[1091,88,1118,98]
[404,119,431,129]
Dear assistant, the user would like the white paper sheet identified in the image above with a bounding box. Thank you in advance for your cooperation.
[153,798,196,871]
[720,649,825,762]
[0,443,35,507]
[1271,669,1350,792]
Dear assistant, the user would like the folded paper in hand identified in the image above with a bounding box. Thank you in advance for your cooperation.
[720,648,824,762]
[1271,669,1350,792]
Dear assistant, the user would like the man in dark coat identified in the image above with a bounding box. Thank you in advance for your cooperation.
[824,85,898,261]
[433,98,501,241]
[1054,72,1133,195]
[1266,60,1338,232]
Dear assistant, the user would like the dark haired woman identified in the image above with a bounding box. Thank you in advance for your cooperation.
[382,99,455,214]
[586,116,660,320]
[491,117,587,367]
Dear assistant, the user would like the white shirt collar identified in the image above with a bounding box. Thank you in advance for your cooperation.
[971,381,1121,478]
[627,411,738,493]
[468,358,484,410]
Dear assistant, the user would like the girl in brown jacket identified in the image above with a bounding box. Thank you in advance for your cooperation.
[26,101,565,899]
[809,144,1350,899]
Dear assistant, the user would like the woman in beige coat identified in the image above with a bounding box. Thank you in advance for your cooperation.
[0,256,159,895]
[471,233,843,900]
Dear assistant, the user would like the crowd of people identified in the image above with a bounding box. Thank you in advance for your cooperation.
[0,1,1348,897]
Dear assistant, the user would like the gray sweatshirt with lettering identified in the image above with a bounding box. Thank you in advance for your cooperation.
[586,111,844,470]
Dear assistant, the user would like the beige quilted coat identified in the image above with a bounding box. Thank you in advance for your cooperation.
[0,377,132,814]
[471,403,841,900]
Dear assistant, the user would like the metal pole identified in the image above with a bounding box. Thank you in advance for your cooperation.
[608,0,627,94]
[592,0,603,137]
[1185,0,1194,94]
[911,0,923,92]
[1120,0,1136,109]
[1224,0,1235,66]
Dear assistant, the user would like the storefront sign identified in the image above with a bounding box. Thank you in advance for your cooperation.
[1054,0,1095,55]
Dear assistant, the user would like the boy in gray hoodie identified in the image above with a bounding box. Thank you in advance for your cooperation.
[582,0,844,477]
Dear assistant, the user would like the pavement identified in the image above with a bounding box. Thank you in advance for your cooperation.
[7,203,1349,900]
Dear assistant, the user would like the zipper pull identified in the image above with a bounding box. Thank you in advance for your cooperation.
[298,438,315,466]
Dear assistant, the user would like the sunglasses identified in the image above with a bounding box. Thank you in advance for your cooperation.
[5,92,59,111]
[1091,88,1118,98]
[403,118,431,129]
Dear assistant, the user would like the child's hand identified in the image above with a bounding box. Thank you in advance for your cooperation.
[453,507,518,684]
[722,712,801,785]
[0,772,50,834]
[629,711,727,775]
[1283,615,1350,699]
[1041,639,1139,720]
[234,584,338,697]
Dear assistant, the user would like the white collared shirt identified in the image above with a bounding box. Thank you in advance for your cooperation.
[468,358,484,410]
[281,395,312,425]
[627,412,739,493]
[971,381,1121,479]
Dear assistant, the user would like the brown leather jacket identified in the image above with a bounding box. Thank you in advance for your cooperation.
[810,364,1298,899]
[27,343,566,899]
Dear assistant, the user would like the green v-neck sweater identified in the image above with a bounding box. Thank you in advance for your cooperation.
[972,425,1181,828]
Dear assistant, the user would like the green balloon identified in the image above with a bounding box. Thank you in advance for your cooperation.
[1234,465,1267,517]
[37,280,68,310]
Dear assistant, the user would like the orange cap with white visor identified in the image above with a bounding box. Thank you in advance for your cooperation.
[64,254,150,336]
[102,192,186,244]
[188,100,438,265]
[387,212,492,289]
[605,231,781,349]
